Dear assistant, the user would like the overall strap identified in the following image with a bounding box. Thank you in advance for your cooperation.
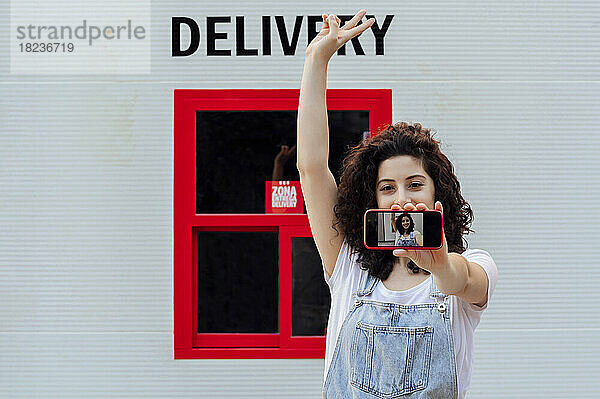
[429,276,450,314]
[356,270,378,297]
[429,276,448,299]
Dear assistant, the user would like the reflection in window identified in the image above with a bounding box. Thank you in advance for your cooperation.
[196,110,369,214]
[197,231,278,333]
[291,237,331,336]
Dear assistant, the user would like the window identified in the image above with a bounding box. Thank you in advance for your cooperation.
[174,89,391,359]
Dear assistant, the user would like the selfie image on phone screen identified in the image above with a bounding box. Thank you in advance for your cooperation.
[391,212,423,247]
[364,210,443,250]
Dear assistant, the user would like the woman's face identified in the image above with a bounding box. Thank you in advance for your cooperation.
[401,216,411,231]
[376,155,435,210]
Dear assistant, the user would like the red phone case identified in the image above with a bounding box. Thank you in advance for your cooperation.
[363,208,443,250]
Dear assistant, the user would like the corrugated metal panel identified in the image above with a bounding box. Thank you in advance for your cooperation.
[1,0,600,397]
[1,331,599,397]
[2,1,598,81]
[0,333,325,398]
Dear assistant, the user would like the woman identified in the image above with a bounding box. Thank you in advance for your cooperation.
[297,10,498,399]
[392,212,423,247]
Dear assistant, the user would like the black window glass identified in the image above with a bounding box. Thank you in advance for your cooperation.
[196,110,369,213]
[197,231,278,333]
[291,237,331,336]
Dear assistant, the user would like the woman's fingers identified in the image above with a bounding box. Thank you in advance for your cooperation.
[340,10,366,31]
[310,10,374,60]
[327,14,339,37]
[323,11,374,42]
[321,14,329,30]
[403,202,430,211]
[343,17,375,41]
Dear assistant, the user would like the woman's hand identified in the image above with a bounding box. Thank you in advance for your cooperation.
[391,201,450,275]
[274,144,296,166]
[305,10,375,64]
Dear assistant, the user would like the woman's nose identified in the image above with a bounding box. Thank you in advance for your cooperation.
[393,197,412,206]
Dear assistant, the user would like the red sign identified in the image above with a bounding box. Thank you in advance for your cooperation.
[265,181,304,213]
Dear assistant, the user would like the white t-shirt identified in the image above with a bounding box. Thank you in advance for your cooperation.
[323,238,498,399]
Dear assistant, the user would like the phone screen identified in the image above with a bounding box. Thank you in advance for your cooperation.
[364,209,443,250]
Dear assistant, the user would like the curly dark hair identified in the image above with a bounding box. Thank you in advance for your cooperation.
[395,213,415,235]
[331,122,475,279]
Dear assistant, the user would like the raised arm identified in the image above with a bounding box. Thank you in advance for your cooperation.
[416,232,423,246]
[297,11,375,279]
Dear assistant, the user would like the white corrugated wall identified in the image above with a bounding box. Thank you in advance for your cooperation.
[1,0,599,397]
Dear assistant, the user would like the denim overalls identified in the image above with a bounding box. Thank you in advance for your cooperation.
[396,232,417,247]
[323,270,458,398]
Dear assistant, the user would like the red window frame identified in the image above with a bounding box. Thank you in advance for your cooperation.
[174,89,391,359]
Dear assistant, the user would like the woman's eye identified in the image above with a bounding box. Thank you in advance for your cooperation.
[381,183,422,191]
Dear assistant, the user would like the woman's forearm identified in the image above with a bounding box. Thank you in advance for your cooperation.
[432,253,469,295]
[271,163,283,181]
[297,54,330,173]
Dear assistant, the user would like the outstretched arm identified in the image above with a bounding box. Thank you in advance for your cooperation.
[297,11,374,172]
[296,11,374,279]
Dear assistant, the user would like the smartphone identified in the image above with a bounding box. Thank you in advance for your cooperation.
[364,209,443,250]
